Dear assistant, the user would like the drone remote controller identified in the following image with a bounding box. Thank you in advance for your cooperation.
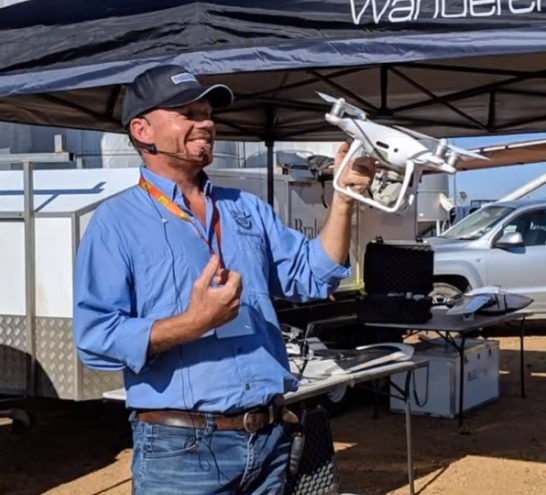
[318,92,488,213]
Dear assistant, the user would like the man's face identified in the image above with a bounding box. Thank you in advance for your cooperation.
[132,98,216,170]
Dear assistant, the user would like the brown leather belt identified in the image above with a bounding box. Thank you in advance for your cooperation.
[136,400,298,433]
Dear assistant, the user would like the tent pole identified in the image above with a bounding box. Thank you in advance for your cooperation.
[266,140,274,206]
[265,105,275,207]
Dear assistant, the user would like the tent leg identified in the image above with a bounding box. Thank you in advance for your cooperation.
[266,140,274,206]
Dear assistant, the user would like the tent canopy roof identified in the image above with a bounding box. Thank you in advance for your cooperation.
[1,1,546,141]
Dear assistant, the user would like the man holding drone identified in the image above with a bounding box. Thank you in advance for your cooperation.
[72,64,375,495]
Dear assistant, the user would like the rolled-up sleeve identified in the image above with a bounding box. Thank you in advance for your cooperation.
[256,197,351,302]
[73,222,154,375]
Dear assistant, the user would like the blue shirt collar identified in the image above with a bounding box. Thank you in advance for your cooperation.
[139,165,214,199]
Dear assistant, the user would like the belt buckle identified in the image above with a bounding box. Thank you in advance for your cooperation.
[243,411,261,433]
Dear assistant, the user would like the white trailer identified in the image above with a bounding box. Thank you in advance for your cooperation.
[0,165,139,401]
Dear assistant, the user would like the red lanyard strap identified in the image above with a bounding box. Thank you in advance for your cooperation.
[139,176,223,267]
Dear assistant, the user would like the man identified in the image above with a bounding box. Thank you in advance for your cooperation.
[73,64,375,495]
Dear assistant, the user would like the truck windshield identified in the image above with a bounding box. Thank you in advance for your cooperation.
[440,205,515,240]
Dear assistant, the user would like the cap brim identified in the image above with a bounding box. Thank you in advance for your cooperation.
[159,84,234,111]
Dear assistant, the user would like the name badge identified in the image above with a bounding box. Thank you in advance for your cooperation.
[215,303,254,339]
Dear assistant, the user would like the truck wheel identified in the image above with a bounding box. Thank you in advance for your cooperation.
[430,282,467,305]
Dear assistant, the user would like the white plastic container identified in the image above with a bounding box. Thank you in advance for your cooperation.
[389,338,500,418]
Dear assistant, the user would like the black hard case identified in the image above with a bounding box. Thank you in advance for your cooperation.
[356,238,434,324]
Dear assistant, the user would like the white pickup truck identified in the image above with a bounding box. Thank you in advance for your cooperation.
[430,198,546,319]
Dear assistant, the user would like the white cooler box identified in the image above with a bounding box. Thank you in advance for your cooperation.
[390,338,500,419]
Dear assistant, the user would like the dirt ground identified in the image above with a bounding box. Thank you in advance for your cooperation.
[1,334,546,495]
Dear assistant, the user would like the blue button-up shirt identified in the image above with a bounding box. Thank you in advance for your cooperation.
[73,165,350,413]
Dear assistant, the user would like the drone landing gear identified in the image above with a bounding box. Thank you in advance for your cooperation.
[332,139,418,214]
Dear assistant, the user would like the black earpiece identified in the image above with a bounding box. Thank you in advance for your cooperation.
[135,139,205,160]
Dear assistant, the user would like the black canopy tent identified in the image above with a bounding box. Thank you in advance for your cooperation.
[0,0,546,202]
[1,0,546,139]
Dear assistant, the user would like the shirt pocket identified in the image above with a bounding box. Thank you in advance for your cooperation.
[236,231,267,257]
[234,232,271,295]
[131,246,193,315]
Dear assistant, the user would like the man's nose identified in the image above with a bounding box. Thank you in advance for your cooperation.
[195,118,214,129]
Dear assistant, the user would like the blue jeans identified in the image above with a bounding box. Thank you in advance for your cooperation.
[130,412,293,495]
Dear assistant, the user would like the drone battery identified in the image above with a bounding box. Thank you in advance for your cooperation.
[357,238,434,324]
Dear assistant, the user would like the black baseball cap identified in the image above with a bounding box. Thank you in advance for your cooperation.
[121,64,234,128]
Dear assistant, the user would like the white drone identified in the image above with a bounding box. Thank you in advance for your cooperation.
[318,92,489,213]
[446,286,533,320]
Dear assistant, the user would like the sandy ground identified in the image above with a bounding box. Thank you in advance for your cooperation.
[1,333,546,495]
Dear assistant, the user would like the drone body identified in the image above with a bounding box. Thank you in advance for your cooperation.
[318,92,488,213]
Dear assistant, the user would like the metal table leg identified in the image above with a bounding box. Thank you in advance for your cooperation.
[457,335,467,429]
[404,370,415,495]
[519,317,526,399]
[390,370,416,495]
[373,380,379,419]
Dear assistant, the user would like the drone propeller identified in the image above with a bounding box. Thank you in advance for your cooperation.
[447,143,489,161]
[317,92,366,119]
[394,126,488,161]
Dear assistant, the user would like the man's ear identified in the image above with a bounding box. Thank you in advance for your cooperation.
[129,116,153,144]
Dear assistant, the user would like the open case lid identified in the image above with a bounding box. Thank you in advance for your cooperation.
[363,238,434,295]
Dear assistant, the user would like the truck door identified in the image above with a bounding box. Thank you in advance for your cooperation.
[485,208,546,314]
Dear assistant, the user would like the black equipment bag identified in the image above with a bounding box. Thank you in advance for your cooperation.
[284,407,340,495]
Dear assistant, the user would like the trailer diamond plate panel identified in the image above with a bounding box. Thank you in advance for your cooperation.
[36,317,75,399]
[35,317,124,400]
[0,315,27,394]
[0,315,124,400]
[81,363,124,401]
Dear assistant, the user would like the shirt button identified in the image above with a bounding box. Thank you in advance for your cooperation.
[245,384,251,390]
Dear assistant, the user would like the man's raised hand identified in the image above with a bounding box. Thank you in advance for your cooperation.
[187,254,242,335]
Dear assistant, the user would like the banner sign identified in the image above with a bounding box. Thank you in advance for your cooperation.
[349,0,542,24]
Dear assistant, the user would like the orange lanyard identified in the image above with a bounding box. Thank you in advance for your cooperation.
[139,176,223,267]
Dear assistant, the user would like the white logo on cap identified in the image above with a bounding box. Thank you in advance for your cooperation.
[171,73,197,85]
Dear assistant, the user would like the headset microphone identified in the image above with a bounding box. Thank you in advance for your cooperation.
[136,140,207,160]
